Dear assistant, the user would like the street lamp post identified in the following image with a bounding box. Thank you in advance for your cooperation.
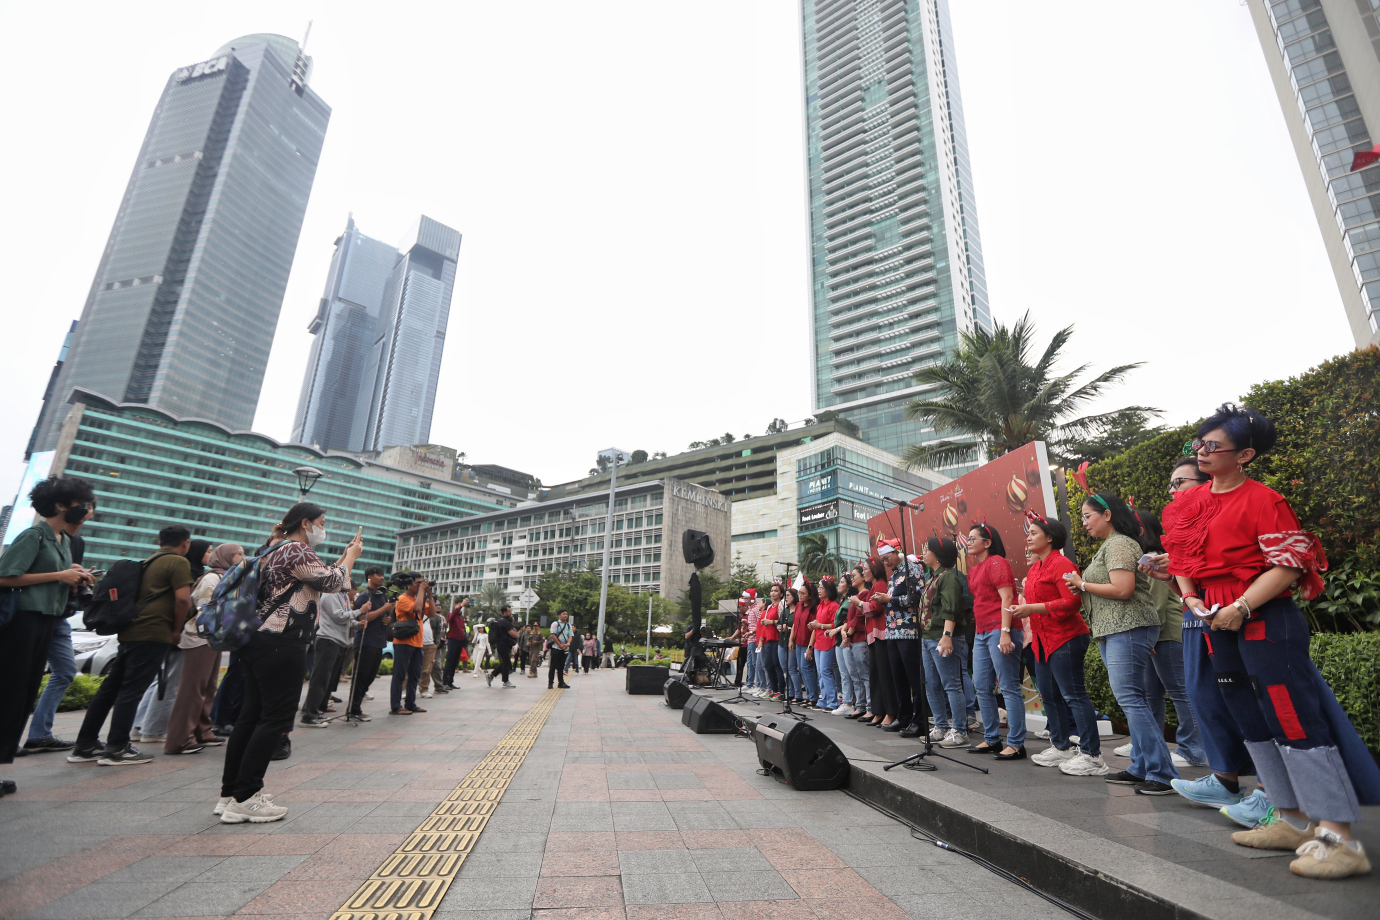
[293,466,323,499]
[594,448,629,652]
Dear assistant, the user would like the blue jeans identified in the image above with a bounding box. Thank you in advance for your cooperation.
[1100,625,1178,785]
[1032,633,1100,757]
[836,642,855,705]
[29,617,77,742]
[778,642,795,698]
[742,645,757,687]
[845,643,870,711]
[973,629,1026,748]
[814,647,837,708]
[922,637,968,731]
[1147,639,1204,765]
[794,645,818,704]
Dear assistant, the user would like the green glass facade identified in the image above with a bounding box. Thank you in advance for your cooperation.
[51,390,510,576]
[795,443,937,559]
[802,0,990,467]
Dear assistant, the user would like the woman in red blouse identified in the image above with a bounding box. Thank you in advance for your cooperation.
[1007,512,1102,774]
[1164,404,1378,880]
[857,560,899,728]
[757,584,785,700]
[966,525,1022,758]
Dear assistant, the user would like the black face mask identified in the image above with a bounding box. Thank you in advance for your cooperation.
[63,504,89,525]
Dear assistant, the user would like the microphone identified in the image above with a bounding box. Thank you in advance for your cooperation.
[774,561,797,567]
[882,496,920,510]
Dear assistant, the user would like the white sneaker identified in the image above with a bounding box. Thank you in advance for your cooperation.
[1060,752,1111,776]
[1171,750,1194,768]
[1069,734,1080,745]
[1034,729,1051,740]
[220,792,288,824]
[928,727,947,742]
[1113,742,1134,758]
[939,730,968,748]
[832,705,854,717]
[1032,745,1080,767]
[213,796,232,815]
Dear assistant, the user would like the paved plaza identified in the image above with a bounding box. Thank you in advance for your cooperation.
[0,667,1071,920]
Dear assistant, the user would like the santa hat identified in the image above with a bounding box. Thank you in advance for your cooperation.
[740,588,757,601]
[876,537,900,557]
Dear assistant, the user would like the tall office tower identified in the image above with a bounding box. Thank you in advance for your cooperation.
[802,0,991,464]
[292,217,401,450]
[292,215,460,452]
[1249,1,1380,348]
[361,217,461,451]
[25,321,78,458]
[27,34,330,453]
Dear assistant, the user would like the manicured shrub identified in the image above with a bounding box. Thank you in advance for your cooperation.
[35,673,106,712]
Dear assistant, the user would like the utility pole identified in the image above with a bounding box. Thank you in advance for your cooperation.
[595,448,629,652]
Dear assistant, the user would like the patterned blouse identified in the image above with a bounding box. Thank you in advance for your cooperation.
[885,560,926,641]
[1081,533,1158,639]
[256,540,350,642]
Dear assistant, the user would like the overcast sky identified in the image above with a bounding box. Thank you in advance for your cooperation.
[0,1,1352,506]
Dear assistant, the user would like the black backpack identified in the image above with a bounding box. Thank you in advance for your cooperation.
[83,552,176,636]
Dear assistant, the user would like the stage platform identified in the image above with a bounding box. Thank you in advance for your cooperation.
[694,686,1379,920]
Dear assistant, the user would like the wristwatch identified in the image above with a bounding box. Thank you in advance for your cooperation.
[1001,626,1011,633]
[942,629,952,637]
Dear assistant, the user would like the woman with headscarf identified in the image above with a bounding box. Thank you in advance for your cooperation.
[164,543,243,755]
[131,538,212,744]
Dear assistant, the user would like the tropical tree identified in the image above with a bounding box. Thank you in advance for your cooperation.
[798,533,848,580]
[478,582,508,615]
[1058,408,1166,466]
[902,311,1154,470]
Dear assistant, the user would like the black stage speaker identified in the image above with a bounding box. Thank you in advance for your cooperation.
[682,529,715,568]
[681,693,737,734]
[626,665,671,695]
[753,719,850,790]
[664,676,693,709]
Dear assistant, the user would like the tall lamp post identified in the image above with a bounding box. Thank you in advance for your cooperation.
[293,466,323,498]
[594,448,630,652]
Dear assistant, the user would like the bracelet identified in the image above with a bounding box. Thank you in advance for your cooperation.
[1181,594,1200,601]
[1234,596,1253,618]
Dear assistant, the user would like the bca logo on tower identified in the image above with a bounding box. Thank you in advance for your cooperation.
[175,56,229,83]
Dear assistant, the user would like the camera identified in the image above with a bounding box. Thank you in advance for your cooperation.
[384,570,418,601]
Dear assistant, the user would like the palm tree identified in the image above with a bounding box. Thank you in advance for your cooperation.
[479,582,508,615]
[798,533,848,580]
[902,311,1155,470]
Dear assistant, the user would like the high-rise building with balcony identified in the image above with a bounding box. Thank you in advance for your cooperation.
[801,0,991,466]
[1249,0,1380,347]
[292,215,460,452]
[27,34,330,453]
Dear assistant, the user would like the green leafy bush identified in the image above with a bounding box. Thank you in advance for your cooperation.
[377,657,394,676]
[35,673,105,712]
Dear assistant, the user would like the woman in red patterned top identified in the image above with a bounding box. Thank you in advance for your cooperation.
[1164,404,1378,880]
[1007,512,1102,774]
[219,502,361,826]
[757,583,785,700]
[858,559,899,729]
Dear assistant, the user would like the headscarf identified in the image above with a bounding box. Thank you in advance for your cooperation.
[186,539,212,581]
[206,542,244,574]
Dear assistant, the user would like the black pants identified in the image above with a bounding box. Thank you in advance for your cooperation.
[221,630,307,801]
[349,645,383,715]
[548,649,568,687]
[76,640,168,751]
[391,644,423,710]
[0,610,57,764]
[443,638,466,686]
[327,645,347,694]
[491,646,513,684]
[869,638,899,720]
[211,652,244,727]
[302,640,347,716]
[582,654,595,673]
[888,637,927,728]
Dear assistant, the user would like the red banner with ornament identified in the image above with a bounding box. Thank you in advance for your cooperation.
[866,441,1059,583]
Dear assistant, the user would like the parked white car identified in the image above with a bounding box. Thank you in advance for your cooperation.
[70,629,118,676]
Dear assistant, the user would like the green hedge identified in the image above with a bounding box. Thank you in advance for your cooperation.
[1067,347,1380,631]
[35,673,105,712]
[1079,632,1380,751]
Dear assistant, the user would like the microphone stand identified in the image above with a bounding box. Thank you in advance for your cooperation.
[879,497,987,775]
[772,562,808,722]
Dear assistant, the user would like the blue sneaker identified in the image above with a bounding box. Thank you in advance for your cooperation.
[1220,789,1271,828]
[1170,773,1244,809]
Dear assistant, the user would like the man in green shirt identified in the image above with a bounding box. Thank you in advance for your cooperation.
[69,525,194,766]
[0,476,96,784]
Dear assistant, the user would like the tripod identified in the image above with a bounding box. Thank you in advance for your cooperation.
[879,496,988,776]
[772,562,808,722]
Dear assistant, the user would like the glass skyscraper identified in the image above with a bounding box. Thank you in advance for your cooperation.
[801,0,991,464]
[28,34,330,453]
[1249,0,1380,348]
[293,215,460,452]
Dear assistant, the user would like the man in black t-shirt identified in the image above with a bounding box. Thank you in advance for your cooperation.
[486,606,519,688]
[348,567,395,720]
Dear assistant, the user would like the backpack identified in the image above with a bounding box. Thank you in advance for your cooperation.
[83,552,177,635]
[195,542,294,651]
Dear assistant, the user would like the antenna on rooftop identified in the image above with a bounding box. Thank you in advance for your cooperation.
[290,20,312,95]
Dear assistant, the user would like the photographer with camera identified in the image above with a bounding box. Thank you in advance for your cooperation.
[390,576,427,714]
[347,566,395,721]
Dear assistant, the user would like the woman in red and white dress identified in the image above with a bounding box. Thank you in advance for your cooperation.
[1163,404,1379,880]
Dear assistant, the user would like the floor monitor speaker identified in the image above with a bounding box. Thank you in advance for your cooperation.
[753,719,850,790]
[664,677,693,709]
[681,693,737,734]
[626,665,671,695]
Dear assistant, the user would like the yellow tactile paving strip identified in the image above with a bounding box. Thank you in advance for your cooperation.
[328,688,561,920]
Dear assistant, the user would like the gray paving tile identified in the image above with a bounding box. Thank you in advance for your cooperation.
[607,771,656,790]
[652,771,704,789]
[614,813,679,832]
[621,871,714,904]
[454,852,544,878]
[102,856,227,886]
[437,875,538,910]
[689,847,773,872]
[857,864,956,896]
[368,800,440,817]
[20,881,165,920]
[131,880,274,917]
[620,849,695,873]
[192,854,306,883]
[703,868,798,901]
[469,831,551,855]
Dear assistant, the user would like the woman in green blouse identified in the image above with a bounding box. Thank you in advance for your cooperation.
[1064,491,1178,794]
[920,536,970,748]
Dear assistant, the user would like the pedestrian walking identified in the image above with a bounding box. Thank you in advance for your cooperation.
[486,605,519,688]
[216,502,360,824]
[548,610,573,689]
[165,543,243,753]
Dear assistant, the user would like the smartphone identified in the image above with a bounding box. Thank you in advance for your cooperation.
[1137,553,1156,568]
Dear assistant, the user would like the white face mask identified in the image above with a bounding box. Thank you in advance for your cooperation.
[303,522,326,546]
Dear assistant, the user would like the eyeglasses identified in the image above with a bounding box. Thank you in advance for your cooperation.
[1169,476,1208,490]
[1192,439,1235,455]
